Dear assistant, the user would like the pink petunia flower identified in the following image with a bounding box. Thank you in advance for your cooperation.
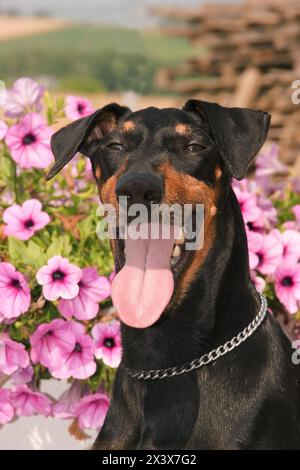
[234,186,264,227]
[11,364,34,385]
[0,389,15,425]
[233,179,274,229]
[74,392,109,430]
[232,178,257,193]
[246,229,264,270]
[0,262,31,319]
[284,205,300,231]
[0,334,30,375]
[92,321,122,368]
[250,271,266,292]
[255,175,285,196]
[52,380,83,419]
[273,229,300,264]
[3,199,50,241]
[256,196,277,228]
[36,256,82,301]
[294,205,300,222]
[5,113,53,169]
[58,268,111,320]
[4,77,45,118]
[12,384,52,417]
[275,263,300,314]
[30,319,75,369]
[50,321,96,380]
[0,120,8,140]
[248,231,283,275]
[0,311,16,325]
[255,144,288,178]
[64,95,94,121]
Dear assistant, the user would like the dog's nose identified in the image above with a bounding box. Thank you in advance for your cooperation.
[116,172,163,205]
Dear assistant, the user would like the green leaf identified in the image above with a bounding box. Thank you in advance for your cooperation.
[0,152,13,186]
[78,215,95,240]
[8,237,46,269]
[8,237,25,263]
[26,240,47,268]
[44,91,54,125]
[55,96,66,113]
[46,234,72,259]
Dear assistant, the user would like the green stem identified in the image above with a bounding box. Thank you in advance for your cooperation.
[10,158,19,204]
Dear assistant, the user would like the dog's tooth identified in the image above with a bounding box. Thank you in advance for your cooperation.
[172,245,181,257]
[175,227,185,245]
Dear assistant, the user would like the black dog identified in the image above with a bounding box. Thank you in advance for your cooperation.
[47,100,300,450]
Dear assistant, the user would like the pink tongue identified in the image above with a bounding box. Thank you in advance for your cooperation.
[111,227,175,328]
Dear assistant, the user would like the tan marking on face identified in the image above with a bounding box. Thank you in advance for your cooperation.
[210,206,217,217]
[122,120,135,132]
[98,163,127,258]
[175,123,191,135]
[100,175,118,206]
[98,163,127,205]
[215,167,222,179]
[99,176,119,261]
[160,162,216,206]
[95,166,101,180]
[159,162,220,303]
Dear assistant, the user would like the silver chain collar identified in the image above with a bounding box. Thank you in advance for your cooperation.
[127,292,268,381]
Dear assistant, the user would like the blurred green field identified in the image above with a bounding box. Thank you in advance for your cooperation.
[0,24,200,93]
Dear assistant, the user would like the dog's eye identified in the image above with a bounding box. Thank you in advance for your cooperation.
[107,142,124,151]
[186,143,205,153]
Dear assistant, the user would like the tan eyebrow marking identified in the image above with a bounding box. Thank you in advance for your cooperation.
[95,166,101,179]
[175,123,191,135]
[215,167,222,179]
[122,120,135,132]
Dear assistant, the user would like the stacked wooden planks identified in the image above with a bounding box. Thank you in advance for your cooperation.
[153,0,300,165]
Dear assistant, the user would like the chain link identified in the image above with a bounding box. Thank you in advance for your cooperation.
[127,292,268,380]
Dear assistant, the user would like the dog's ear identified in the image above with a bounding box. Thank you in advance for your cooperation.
[183,99,271,180]
[46,103,131,180]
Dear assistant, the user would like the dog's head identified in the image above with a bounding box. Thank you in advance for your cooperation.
[48,100,270,328]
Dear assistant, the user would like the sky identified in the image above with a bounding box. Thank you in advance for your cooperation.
[0,0,231,28]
